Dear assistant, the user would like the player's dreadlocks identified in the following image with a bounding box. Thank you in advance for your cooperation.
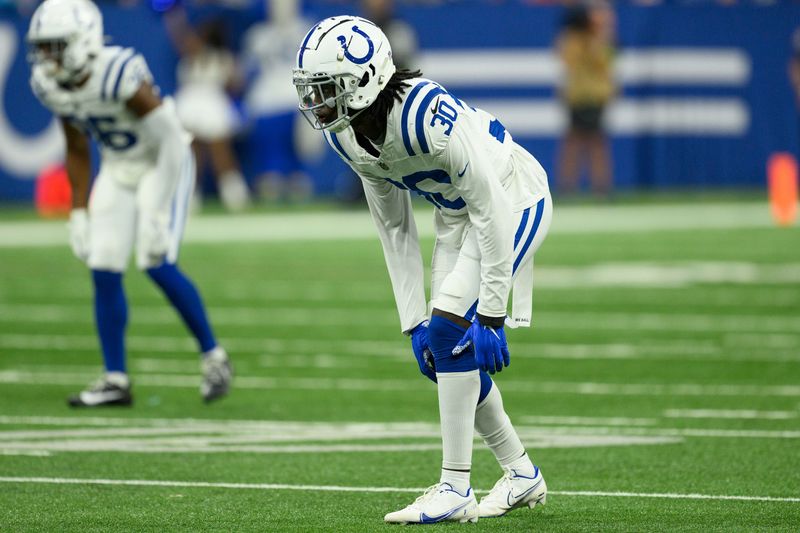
[354,68,423,127]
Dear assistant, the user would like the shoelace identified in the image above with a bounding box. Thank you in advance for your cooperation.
[413,484,444,506]
[87,376,120,392]
[486,471,515,499]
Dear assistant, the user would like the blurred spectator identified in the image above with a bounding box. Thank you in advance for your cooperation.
[556,1,616,198]
[790,26,800,111]
[361,0,418,70]
[165,5,252,212]
[241,0,318,204]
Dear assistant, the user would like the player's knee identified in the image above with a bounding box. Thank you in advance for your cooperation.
[145,262,177,285]
[428,315,477,373]
[91,269,123,288]
[87,242,129,272]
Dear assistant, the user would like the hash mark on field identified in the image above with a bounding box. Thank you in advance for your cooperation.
[0,477,798,503]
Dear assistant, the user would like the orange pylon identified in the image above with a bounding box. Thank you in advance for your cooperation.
[767,153,799,226]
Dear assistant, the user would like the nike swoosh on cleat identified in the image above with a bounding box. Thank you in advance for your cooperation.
[507,478,544,508]
[420,501,471,523]
[458,162,469,177]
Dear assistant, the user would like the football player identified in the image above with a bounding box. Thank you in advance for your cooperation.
[293,16,553,524]
[27,0,232,407]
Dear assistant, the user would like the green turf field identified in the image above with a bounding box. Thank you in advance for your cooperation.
[1,202,799,531]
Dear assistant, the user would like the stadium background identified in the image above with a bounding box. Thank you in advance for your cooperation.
[1,2,800,531]
[1,1,799,202]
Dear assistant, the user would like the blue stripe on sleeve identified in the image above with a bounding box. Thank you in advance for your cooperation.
[111,52,138,101]
[400,81,430,157]
[414,87,444,155]
[100,50,125,101]
[489,118,506,143]
[513,198,545,274]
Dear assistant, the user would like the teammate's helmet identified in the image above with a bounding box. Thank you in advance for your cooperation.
[27,0,104,84]
[293,16,396,133]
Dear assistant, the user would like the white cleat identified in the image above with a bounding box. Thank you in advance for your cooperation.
[201,347,232,403]
[479,466,547,518]
[68,375,132,408]
[384,483,479,524]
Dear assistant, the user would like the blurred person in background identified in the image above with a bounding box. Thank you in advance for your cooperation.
[28,0,232,406]
[165,4,251,212]
[556,0,616,198]
[790,26,800,116]
[241,0,318,203]
[294,16,551,524]
[361,0,417,71]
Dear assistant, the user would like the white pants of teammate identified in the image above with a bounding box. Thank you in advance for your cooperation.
[430,194,553,326]
[87,153,195,272]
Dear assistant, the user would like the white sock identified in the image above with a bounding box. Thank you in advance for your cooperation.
[474,384,535,475]
[507,452,536,477]
[437,370,480,493]
[440,469,470,494]
[105,371,129,387]
[202,346,226,360]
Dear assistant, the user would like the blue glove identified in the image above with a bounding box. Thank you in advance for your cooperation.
[452,315,510,374]
[410,320,437,383]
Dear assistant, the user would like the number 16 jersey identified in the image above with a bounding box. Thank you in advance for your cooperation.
[31,45,183,186]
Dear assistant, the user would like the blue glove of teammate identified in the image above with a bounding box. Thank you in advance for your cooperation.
[452,315,510,374]
[410,320,437,383]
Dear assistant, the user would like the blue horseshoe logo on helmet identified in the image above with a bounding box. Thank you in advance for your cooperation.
[337,25,374,65]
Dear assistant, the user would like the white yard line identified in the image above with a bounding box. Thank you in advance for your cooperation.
[521,415,658,426]
[1,303,799,334]
[4,279,798,307]
[0,477,797,503]
[663,409,797,420]
[0,442,446,454]
[0,416,796,441]
[0,203,777,248]
[0,450,51,457]
[4,332,799,363]
[2,369,800,398]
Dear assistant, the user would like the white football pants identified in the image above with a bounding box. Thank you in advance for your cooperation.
[430,194,553,324]
[87,153,195,272]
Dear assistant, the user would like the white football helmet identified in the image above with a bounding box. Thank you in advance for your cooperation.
[293,16,396,133]
[27,0,104,84]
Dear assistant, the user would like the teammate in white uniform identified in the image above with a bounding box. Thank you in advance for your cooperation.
[27,0,232,407]
[293,16,553,524]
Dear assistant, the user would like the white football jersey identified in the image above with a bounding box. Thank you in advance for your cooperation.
[324,78,548,215]
[31,46,172,186]
[323,78,549,330]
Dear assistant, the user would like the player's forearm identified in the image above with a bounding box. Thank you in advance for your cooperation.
[65,149,91,209]
[474,215,513,319]
[447,131,514,319]
[382,238,428,333]
[372,209,428,332]
[137,103,188,213]
[462,182,514,317]
[362,178,428,332]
